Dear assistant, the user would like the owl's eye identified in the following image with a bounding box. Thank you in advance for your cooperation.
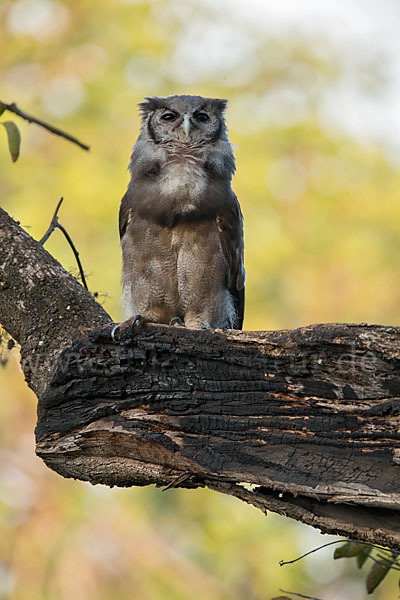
[194,111,209,122]
[161,111,177,121]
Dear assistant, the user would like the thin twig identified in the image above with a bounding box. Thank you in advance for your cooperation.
[1,101,90,151]
[279,539,392,567]
[375,552,400,571]
[40,198,89,290]
[56,222,88,290]
[280,540,348,566]
[162,472,192,492]
[280,589,324,600]
[40,197,64,245]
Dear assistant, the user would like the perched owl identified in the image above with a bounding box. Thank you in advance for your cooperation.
[113,94,245,337]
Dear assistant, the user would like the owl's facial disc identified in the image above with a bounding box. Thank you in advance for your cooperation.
[182,114,191,137]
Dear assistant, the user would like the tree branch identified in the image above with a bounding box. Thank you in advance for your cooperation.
[0,101,90,151]
[39,197,64,245]
[34,321,400,550]
[1,208,400,550]
[0,208,110,395]
[40,197,89,290]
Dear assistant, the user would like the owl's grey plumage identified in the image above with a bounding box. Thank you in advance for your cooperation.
[118,94,245,331]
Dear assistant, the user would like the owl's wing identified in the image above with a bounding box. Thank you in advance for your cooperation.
[216,193,246,329]
[119,192,134,239]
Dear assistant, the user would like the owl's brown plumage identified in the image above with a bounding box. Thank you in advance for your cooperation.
[119,94,245,330]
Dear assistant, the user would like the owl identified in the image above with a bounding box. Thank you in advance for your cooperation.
[112,94,245,338]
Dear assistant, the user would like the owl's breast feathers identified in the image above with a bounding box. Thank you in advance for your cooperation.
[158,146,208,208]
[127,141,235,223]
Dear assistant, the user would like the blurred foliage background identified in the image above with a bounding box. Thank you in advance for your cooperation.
[1,0,400,598]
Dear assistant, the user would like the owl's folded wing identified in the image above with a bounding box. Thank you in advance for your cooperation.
[119,192,134,239]
[216,193,246,329]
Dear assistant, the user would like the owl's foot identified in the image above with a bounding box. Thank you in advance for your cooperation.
[130,314,147,332]
[169,316,185,327]
[111,314,148,342]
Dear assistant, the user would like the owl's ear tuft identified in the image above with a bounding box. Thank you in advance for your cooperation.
[212,98,228,112]
[138,97,164,117]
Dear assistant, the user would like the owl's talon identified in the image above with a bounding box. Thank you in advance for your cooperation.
[169,317,185,327]
[111,315,146,342]
[111,323,121,342]
[130,314,146,333]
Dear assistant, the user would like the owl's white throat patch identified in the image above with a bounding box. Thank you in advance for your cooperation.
[159,153,207,209]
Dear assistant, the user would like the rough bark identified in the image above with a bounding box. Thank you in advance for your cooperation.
[0,208,111,395]
[1,208,400,550]
[36,323,400,550]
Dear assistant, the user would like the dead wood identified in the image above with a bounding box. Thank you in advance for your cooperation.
[1,207,400,550]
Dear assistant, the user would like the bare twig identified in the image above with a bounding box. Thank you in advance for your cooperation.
[374,552,400,571]
[40,198,88,290]
[1,101,90,151]
[279,539,400,570]
[279,590,324,600]
[40,197,64,245]
[162,472,193,491]
[56,222,88,290]
[92,291,111,304]
[279,540,350,566]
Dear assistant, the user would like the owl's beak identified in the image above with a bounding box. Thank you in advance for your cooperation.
[182,114,191,137]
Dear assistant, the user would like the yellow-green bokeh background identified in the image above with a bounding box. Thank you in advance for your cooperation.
[1,1,400,598]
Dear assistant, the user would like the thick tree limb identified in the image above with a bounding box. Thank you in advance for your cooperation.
[1,208,400,550]
[0,208,110,395]
[35,322,400,550]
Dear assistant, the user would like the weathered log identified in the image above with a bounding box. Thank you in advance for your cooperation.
[36,322,400,549]
[1,207,400,549]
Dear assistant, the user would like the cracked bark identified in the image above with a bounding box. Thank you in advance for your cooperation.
[1,207,400,550]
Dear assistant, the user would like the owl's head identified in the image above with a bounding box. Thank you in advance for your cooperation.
[138,95,229,145]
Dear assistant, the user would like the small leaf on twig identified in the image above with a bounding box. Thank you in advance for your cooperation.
[0,102,6,116]
[356,544,372,568]
[334,542,361,559]
[0,99,89,150]
[1,120,21,162]
[366,560,391,594]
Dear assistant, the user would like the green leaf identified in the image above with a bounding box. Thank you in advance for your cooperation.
[334,542,361,559]
[0,102,6,116]
[1,120,21,162]
[356,544,372,568]
[366,561,391,594]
